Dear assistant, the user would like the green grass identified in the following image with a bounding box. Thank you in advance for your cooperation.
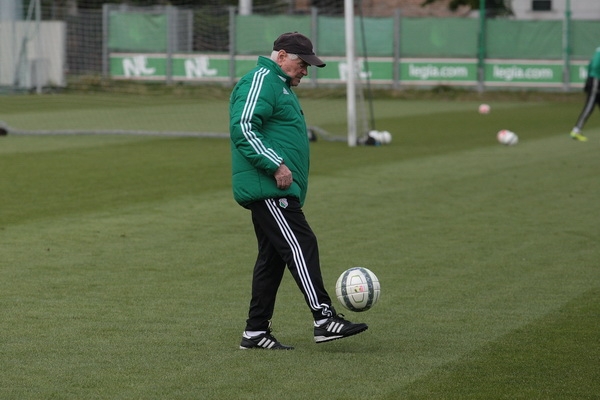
[399,289,600,399]
[0,92,599,399]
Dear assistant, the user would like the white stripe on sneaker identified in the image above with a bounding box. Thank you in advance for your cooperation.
[327,322,344,333]
[258,337,275,348]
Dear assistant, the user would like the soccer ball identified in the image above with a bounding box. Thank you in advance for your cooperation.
[379,130,392,144]
[497,129,519,146]
[335,267,380,312]
[367,130,392,145]
[478,104,491,114]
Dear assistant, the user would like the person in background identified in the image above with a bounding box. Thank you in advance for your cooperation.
[570,46,600,142]
[229,32,369,350]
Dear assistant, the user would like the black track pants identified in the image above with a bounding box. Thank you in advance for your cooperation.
[575,77,600,131]
[245,197,334,331]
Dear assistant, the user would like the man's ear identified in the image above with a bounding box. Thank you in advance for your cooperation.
[277,50,287,63]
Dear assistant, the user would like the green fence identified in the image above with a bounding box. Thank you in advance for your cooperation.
[104,6,600,90]
[107,12,168,52]
[233,15,599,60]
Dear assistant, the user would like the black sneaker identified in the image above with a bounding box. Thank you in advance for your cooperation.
[239,329,294,350]
[314,314,368,343]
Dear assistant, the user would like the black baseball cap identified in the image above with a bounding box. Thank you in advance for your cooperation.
[273,32,326,68]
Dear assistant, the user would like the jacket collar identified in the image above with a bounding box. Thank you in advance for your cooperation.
[257,56,291,87]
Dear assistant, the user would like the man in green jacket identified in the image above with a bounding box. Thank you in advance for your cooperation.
[230,32,368,350]
[570,46,600,142]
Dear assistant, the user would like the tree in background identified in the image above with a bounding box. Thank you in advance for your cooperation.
[41,0,288,11]
[421,0,512,17]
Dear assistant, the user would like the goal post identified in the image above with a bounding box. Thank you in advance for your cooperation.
[344,0,357,147]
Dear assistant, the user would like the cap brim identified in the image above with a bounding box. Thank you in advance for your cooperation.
[298,54,326,68]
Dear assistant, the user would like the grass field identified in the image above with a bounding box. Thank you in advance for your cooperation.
[1,90,599,399]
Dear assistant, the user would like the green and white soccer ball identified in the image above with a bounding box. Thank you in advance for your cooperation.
[335,267,381,312]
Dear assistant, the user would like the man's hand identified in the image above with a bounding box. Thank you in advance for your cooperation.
[274,163,293,190]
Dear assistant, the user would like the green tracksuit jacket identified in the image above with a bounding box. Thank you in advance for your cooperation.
[229,56,310,208]
[588,47,600,79]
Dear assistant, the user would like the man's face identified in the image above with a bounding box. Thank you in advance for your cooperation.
[277,51,309,86]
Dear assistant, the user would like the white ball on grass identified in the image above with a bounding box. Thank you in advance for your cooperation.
[497,129,519,146]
